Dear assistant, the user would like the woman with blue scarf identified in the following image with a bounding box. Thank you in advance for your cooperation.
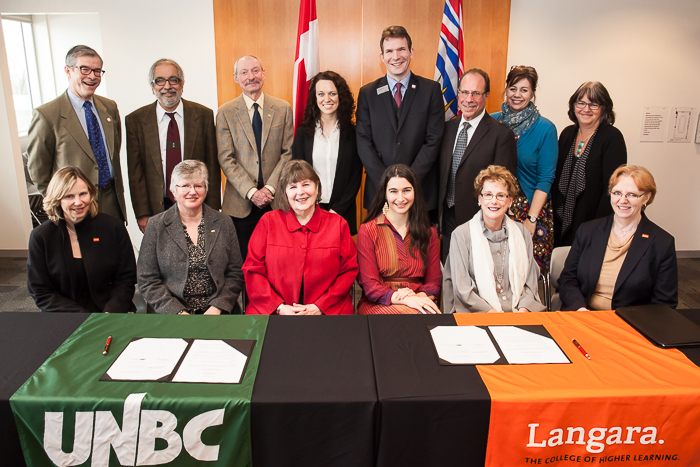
[492,66,558,275]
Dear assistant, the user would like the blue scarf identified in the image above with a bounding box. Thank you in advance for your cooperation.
[499,101,540,138]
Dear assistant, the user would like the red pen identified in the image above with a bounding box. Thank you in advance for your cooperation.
[572,339,590,360]
[103,336,112,355]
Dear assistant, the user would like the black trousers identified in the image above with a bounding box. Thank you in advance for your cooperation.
[441,204,458,264]
[232,205,272,262]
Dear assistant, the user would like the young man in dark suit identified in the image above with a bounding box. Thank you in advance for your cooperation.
[356,25,444,215]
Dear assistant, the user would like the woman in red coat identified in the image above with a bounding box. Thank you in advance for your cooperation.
[243,160,358,314]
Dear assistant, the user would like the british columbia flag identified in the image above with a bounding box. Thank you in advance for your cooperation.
[434,0,464,121]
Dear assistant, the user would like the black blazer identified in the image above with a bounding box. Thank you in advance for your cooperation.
[292,125,363,235]
[438,112,517,227]
[552,124,627,246]
[27,213,137,312]
[356,73,444,210]
[558,214,678,310]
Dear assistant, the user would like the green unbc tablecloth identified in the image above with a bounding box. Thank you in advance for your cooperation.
[11,313,268,467]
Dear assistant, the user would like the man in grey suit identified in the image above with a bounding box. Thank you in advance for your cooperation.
[27,45,125,221]
[439,69,517,261]
[356,25,444,215]
[126,59,220,233]
[217,55,293,259]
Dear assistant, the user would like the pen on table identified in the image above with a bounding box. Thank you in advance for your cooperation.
[103,336,112,355]
[572,339,590,360]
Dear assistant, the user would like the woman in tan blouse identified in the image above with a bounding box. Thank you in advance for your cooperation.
[558,165,677,310]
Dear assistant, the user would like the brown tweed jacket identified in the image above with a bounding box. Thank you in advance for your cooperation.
[27,91,126,219]
[216,93,293,218]
[125,99,221,219]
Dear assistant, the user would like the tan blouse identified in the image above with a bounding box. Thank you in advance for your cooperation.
[587,231,634,310]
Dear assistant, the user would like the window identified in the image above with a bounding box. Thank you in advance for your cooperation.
[2,18,41,134]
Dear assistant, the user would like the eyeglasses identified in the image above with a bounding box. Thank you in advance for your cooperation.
[458,90,486,98]
[71,66,105,77]
[480,192,509,201]
[176,184,205,192]
[575,101,600,111]
[610,191,645,200]
[152,77,182,86]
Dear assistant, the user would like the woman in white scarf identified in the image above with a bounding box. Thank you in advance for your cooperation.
[443,165,545,313]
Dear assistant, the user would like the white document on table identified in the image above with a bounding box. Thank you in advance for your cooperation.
[430,326,500,364]
[106,338,188,381]
[172,339,248,384]
[489,326,569,364]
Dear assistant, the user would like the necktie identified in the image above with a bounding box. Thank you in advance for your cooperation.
[394,83,403,108]
[252,103,264,189]
[446,122,471,208]
[165,113,181,202]
[83,101,111,188]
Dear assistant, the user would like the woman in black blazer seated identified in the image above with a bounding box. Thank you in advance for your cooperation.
[27,167,136,312]
[559,165,677,310]
[553,81,627,246]
[292,70,363,234]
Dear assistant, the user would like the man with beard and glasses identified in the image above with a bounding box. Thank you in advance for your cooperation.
[216,55,293,261]
[28,45,126,221]
[125,58,220,233]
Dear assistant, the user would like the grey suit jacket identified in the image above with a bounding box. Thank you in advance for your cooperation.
[216,94,293,218]
[27,91,126,219]
[137,204,244,314]
[125,99,221,219]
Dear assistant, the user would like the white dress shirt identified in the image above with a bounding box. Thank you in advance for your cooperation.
[156,100,185,195]
[312,121,340,204]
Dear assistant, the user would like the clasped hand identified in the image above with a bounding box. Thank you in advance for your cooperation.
[278,303,322,315]
[391,288,440,314]
[251,187,274,208]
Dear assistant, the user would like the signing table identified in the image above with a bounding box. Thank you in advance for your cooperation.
[2,311,700,467]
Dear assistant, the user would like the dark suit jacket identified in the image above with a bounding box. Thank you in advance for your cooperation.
[26,213,136,313]
[137,204,244,314]
[27,91,126,219]
[356,73,444,210]
[438,112,518,227]
[125,99,221,219]
[292,125,363,235]
[559,214,678,310]
[552,124,627,246]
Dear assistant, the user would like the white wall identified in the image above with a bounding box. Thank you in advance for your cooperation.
[507,0,700,252]
[0,0,218,251]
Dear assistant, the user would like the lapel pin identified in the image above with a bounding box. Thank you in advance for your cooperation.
[211,230,216,233]
[411,84,416,89]
[642,234,649,238]
[93,238,100,242]
[106,118,112,123]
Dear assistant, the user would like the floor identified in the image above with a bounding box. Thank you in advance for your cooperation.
[2,257,699,312]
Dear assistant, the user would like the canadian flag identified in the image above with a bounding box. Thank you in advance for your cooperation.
[292,0,319,131]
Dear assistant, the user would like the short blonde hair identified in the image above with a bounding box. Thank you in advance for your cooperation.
[43,167,98,224]
[170,160,209,194]
[609,164,657,208]
[275,160,322,213]
[474,165,519,199]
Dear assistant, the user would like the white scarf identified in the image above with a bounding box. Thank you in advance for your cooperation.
[468,212,529,312]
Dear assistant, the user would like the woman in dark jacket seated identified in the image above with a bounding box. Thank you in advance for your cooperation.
[559,165,677,310]
[27,166,136,312]
[292,70,363,234]
[138,160,244,314]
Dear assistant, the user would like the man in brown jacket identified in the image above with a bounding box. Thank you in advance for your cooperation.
[126,59,220,233]
[216,55,293,259]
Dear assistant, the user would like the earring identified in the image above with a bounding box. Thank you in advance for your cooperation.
[382,201,389,215]
[477,201,481,207]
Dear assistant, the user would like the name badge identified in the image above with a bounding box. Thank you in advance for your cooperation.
[377,85,389,95]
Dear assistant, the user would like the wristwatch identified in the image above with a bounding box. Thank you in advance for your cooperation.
[528,215,538,223]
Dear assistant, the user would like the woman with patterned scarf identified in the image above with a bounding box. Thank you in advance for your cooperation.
[492,66,558,275]
[552,81,627,247]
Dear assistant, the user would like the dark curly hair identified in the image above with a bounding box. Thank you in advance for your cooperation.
[363,164,432,269]
[301,71,355,138]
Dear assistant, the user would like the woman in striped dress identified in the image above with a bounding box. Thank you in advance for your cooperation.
[357,164,441,314]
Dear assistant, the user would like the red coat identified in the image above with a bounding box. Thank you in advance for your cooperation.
[243,208,358,314]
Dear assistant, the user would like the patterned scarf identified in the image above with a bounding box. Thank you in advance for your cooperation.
[498,101,540,138]
[556,127,599,237]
